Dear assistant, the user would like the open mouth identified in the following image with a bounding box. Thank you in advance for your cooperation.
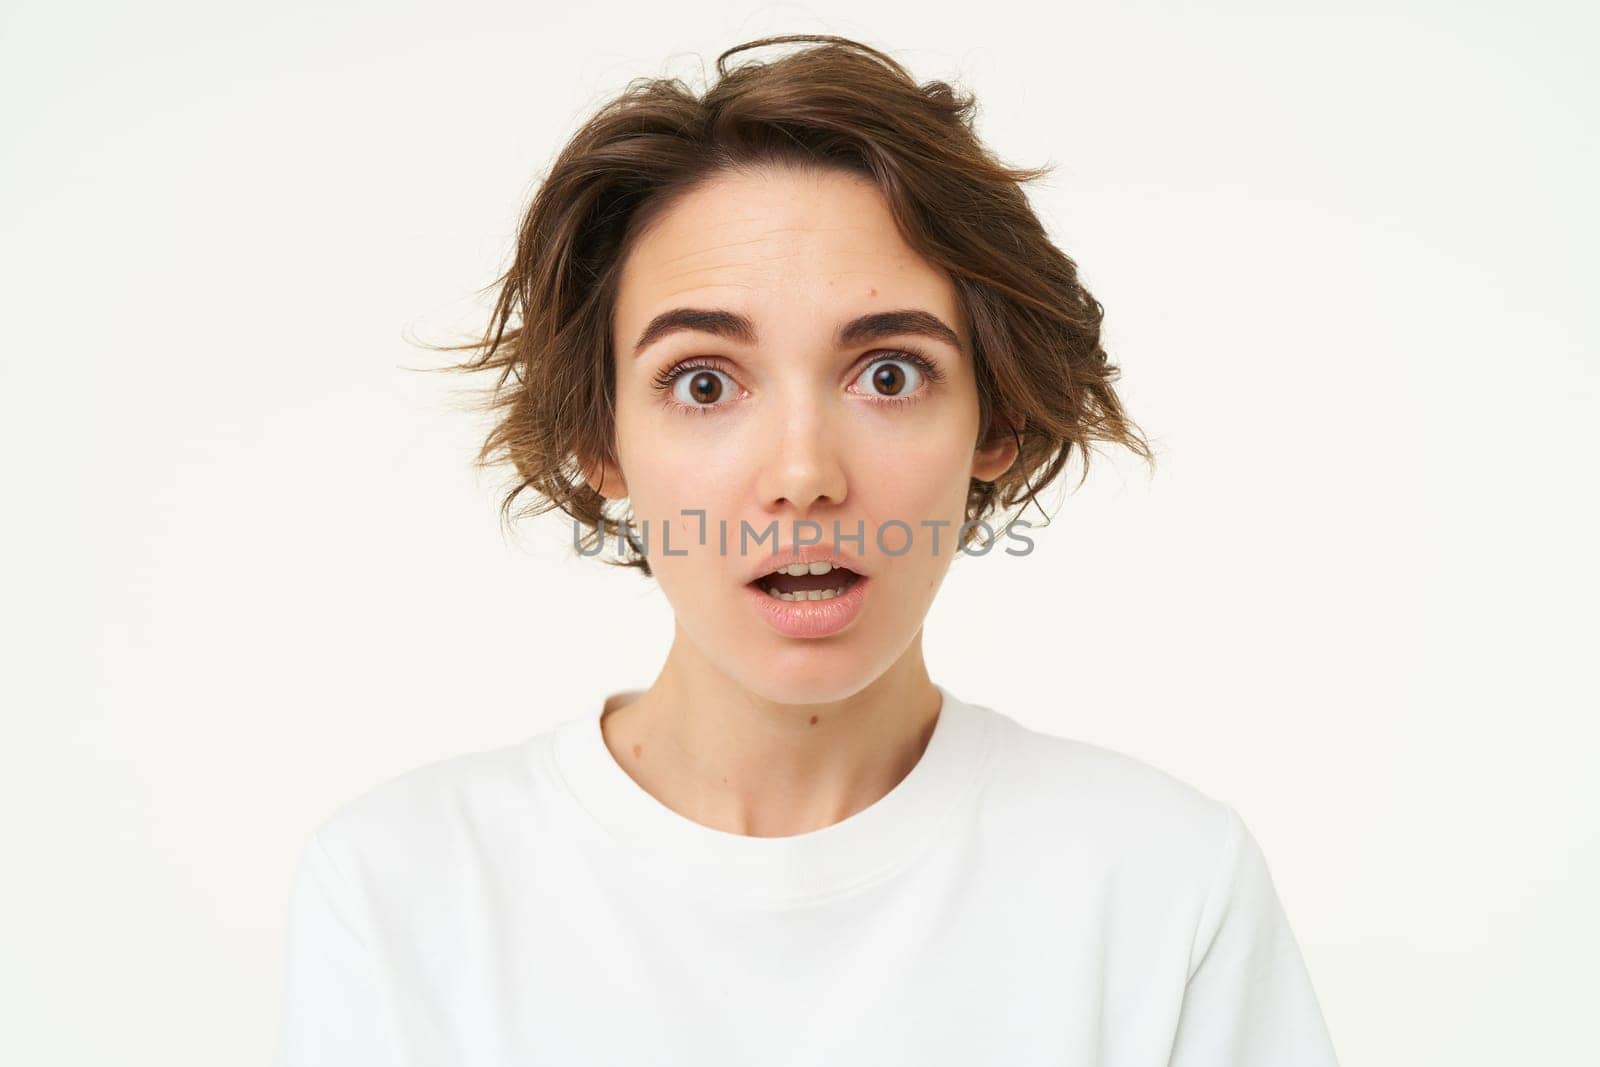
[750,562,864,603]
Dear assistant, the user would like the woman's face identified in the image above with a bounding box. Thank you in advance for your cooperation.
[592,163,1017,704]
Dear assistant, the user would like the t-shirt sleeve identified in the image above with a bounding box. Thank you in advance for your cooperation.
[1167,804,1340,1067]
[273,829,398,1067]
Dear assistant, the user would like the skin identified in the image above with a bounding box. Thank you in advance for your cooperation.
[580,162,1019,839]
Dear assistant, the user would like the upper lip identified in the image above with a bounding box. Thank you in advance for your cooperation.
[745,543,870,584]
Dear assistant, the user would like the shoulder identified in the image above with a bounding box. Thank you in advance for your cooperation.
[982,706,1231,827]
[975,705,1237,889]
[309,729,557,877]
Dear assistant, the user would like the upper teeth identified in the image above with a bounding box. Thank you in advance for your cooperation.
[774,561,840,576]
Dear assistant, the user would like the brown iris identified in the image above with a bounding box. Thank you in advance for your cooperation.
[688,371,722,404]
[871,363,906,396]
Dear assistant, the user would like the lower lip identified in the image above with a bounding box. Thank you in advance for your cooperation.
[745,574,871,639]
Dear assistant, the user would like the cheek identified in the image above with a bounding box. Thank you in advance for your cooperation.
[614,393,738,505]
[872,430,975,514]
[619,439,746,520]
[612,417,743,592]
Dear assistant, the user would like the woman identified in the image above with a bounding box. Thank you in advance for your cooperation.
[275,34,1340,1066]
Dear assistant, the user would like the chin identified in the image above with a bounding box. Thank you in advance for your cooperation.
[725,650,883,708]
[748,680,875,709]
[740,637,922,708]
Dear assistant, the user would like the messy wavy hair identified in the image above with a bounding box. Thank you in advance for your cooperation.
[425,33,1153,577]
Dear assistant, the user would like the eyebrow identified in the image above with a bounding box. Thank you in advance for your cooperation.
[630,307,963,357]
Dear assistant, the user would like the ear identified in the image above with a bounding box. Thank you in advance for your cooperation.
[972,413,1022,483]
[577,449,629,501]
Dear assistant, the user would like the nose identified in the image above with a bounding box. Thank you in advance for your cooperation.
[754,399,848,518]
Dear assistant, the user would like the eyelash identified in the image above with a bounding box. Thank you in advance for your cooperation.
[650,349,947,416]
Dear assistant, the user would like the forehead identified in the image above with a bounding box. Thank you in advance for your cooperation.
[613,165,963,346]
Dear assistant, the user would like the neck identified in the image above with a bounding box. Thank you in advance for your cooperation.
[599,630,942,838]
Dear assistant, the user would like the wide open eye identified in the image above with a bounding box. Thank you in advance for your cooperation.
[670,366,735,408]
[853,355,926,399]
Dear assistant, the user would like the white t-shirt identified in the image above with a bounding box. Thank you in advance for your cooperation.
[273,684,1339,1065]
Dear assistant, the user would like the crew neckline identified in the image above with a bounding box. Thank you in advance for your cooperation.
[547,682,995,908]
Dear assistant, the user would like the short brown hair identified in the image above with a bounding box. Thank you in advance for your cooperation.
[425,34,1153,577]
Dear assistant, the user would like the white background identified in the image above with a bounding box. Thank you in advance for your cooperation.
[3,1,1595,1063]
